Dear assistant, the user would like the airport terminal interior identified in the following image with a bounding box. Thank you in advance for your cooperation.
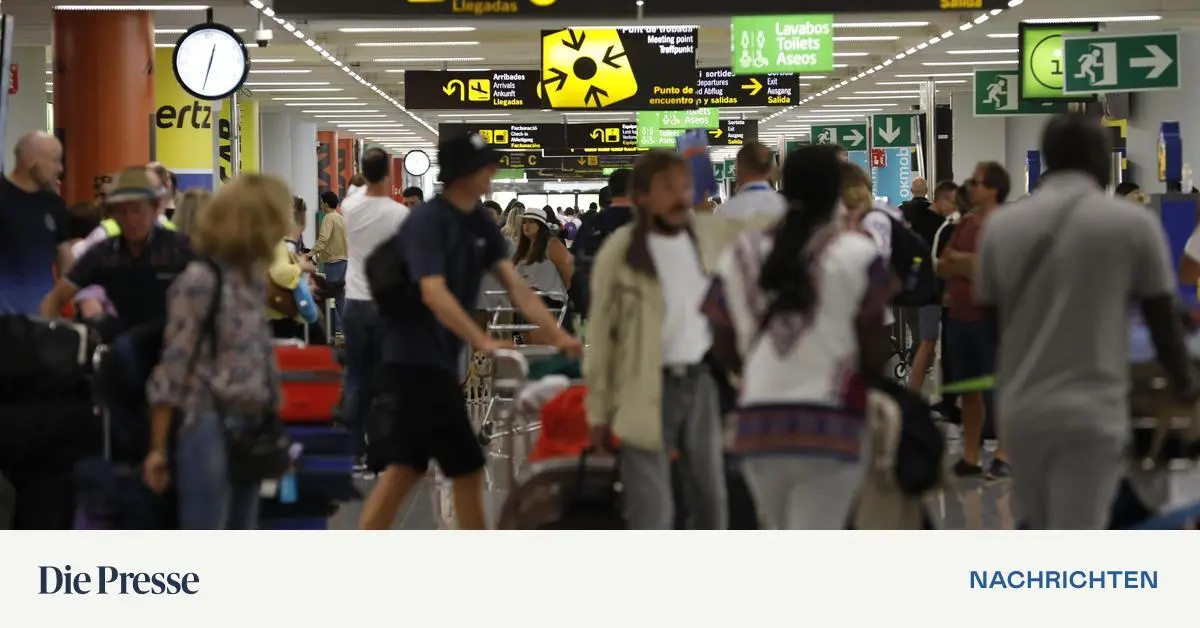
[2,0,1200,530]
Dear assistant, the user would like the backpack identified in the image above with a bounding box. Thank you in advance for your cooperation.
[366,222,422,323]
[876,210,936,307]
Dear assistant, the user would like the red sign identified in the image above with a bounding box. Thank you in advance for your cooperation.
[8,64,18,95]
[870,148,886,169]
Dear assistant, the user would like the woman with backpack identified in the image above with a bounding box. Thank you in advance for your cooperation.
[144,174,293,529]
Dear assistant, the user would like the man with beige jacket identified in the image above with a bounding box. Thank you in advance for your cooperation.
[585,151,741,530]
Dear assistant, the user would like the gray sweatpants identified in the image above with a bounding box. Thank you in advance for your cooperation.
[742,456,861,529]
[619,364,728,530]
[1003,422,1126,530]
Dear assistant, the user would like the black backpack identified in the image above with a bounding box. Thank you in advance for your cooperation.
[366,222,422,323]
[876,210,936,307]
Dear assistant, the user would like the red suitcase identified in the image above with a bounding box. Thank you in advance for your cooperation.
[274,343,342,423]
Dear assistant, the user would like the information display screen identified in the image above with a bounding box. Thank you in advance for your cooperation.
[437,123,564,151]
[696,68,799,107]
[404,70,541,110]
[275,0,1007,19]
[540,26,697,110]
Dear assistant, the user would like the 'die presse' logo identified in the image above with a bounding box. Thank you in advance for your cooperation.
[39,565,200,595]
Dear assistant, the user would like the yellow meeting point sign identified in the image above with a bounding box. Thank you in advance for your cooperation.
[542,28,637,109]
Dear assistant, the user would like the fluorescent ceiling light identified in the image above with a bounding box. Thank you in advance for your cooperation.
[1023,16,1162,24]
[154,44,176,48]
[305,111,383,115]
[157,28,245,34]
[338,27,476,33]
[822,103,897,108]
[252,88,345,92]
[813,108,883,113]
[435,113,512,117]
[249,69,311,74]
[276,97,361,101]
[447,68,492,72]
[1008,0,1024,6]
[834,21,929,28]
[834,36,900,42]
[374,57,486,63]
[356,41,479,47]
[895,72,972,78]
[244,81,330,86]
[837,95,920,100]
[252,58,296,63]
[795,75,828,80]
[833,64,849,68]
[876,81,964,86]
[922,60,1016,66]
[946,49,1018,55]
[834,52,869,57]
[55,4,208,10]
[987,33,1018,38]
[855,90,919,94]
[324,120,402,124]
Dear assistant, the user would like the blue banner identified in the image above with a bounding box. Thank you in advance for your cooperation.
[871,148,913,206]
[848,150,868,173]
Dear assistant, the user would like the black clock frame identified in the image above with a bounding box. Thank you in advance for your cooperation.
[171,22,250,101]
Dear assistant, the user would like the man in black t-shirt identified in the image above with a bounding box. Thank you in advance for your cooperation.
[359,133,582,530]
[571,168,634,319]
[39,167,193,331]
[0,132,72,315]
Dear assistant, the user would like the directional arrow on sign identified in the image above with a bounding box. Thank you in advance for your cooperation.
[709,127,724,139]
[1131,44,1173,79]
[844,128,864,148]
[879,118,901,144]
[741,77,763,96]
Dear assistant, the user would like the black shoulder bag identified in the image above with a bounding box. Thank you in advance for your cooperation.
[187,259,292,485]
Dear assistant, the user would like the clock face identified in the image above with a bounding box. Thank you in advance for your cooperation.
[405,150,431,176]
[172,24,249,100]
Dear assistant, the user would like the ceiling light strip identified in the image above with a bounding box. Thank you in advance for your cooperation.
[247,0,436,138]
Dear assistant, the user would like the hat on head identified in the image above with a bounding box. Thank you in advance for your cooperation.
[105,167,164,205]
[437,133,501,184]
[520,206,548,227]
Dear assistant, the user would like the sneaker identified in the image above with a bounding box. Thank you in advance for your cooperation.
[953,459,984,478]
[987,459,1012,480]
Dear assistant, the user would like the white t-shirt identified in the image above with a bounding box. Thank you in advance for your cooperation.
[647,231,712,366]
[343,195,410,301]
[716,183,787,222]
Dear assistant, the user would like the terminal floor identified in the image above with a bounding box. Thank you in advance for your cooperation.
[328,425,1017,530]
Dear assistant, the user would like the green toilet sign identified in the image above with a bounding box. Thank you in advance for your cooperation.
[1062,32,1180,95]
[731,14,834,74]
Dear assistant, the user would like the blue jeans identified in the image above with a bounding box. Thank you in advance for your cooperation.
[342,299,381,457]
[323,260,348,335]
[175,411,261,530]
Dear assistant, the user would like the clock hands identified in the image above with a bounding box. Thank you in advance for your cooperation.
[202,44,216,91]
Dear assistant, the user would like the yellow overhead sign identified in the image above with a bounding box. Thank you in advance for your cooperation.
[542,28,638,109]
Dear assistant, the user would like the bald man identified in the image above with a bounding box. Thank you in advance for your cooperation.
[0,131,72,314]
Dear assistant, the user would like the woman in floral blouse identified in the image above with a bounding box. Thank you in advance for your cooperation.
[143,174,293,529]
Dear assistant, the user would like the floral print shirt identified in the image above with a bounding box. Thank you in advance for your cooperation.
[147,259,280,427]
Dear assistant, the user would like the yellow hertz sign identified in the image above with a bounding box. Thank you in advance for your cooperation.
[542,28,637,109]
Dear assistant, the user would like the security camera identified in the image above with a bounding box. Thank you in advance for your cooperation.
[254,29,273,48]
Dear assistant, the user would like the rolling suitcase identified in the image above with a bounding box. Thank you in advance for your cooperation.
[274,340,343,423]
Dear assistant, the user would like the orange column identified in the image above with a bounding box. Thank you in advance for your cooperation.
[317,131,337,196]
[337,138,354,196]
[391,155,405,203]
[52,10,154,206]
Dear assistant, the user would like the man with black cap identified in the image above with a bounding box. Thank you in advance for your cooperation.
[39,166,193,330]
[359,133,582,530]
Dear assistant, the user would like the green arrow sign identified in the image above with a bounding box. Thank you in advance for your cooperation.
[871,114,916,148]
[812,124,867,149]
[731,14,834,75]
[1062,32,1180,95]
[973,70,1071,117]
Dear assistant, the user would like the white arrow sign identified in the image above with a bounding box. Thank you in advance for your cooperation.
[844,128,864,147]
[879,117,901,143]
[1130,44,1173,79]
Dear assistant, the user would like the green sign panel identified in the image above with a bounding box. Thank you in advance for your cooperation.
[1019,23,1097,101]
[1062,32,1180,95]
[871,114,916,148]
[636,108,717,148]
[812,124,867,149]
[712,161,727,181]
[974,70,1070,117]
[731,14,834,75]
[725,159,737,182]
